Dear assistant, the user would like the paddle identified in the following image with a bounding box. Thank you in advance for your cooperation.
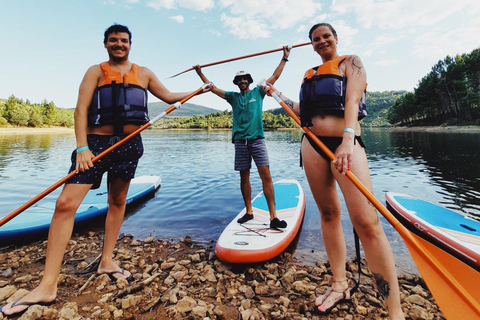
[168,42,310,78]
[263,84,480,319]
[0,85,208,228]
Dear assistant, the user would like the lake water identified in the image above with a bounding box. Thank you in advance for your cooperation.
[1,128,479,275]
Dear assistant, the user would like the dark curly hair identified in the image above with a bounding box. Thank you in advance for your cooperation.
[103,24,132,44]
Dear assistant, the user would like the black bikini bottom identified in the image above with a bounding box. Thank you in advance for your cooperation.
[300,133,366,166]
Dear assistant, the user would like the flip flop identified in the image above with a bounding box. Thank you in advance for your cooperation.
[0,299,55,317]
[98,268,133,282]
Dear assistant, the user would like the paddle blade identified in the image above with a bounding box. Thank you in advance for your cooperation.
[401,231,480,319]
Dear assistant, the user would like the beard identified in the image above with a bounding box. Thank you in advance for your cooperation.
[108,49,129,63]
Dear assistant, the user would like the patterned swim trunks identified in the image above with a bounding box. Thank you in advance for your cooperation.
[66,134,143,189]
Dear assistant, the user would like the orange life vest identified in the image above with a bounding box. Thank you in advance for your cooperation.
[88,62,149,135]
[299,55,367,127]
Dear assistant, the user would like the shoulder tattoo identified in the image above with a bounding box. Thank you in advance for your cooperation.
[350,55,365,77]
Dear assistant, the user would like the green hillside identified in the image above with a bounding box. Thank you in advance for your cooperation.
[267,90,407,127]
[148,101,220,118]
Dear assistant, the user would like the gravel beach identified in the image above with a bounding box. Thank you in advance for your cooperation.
[0,231,445,320]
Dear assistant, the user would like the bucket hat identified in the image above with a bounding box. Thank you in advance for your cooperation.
[233,70,253,85]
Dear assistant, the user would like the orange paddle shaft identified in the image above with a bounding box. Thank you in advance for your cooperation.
[267,88,480,318]
[0,86,206,228]
[169,42,311,78]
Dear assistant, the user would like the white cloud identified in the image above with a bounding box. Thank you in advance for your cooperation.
[218,0,323,39]
[412,24,480,60]
[363,49,373,57]
[329,20,358,49]
[331,0,480,30]
[147,0,175,10]
[374,35,402,46]
[177,0,214,11]
[296,25,307,34]
[208,29,222,36]
[373,58,398,67]
[147,0,213,11]
[171,15,185,23]
[220,13,271,39]
[325,0,480,86]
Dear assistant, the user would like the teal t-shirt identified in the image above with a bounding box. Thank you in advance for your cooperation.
[225,86,266,140]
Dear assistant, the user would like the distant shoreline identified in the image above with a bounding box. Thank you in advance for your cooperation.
[385,125,480,133]
[1,125,479,134]
[0,126,74,135]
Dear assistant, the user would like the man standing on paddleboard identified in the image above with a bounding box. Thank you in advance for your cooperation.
[0,23,211,317]
[193,46,290,229]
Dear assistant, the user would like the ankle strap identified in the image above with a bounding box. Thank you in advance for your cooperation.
[332,278,348,283]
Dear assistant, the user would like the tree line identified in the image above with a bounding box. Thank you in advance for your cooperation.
[153,110,297,130]
[387,47,480,126]
[0,97,298,130]
[0,91,416,130]
[3,45,478,130]
[0,95,74,127]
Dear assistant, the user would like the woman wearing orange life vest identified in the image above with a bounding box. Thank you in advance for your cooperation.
[265,23,405,318]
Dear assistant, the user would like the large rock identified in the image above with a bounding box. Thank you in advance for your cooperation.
[176,296,197,313]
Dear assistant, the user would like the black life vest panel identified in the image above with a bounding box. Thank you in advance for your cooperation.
[299,55,367,127]
[88,62,149,135]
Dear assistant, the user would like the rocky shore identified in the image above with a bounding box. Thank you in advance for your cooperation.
[0,232,445,320]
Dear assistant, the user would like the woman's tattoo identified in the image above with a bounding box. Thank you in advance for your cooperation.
[350,56,364,77]
[373,273,391,298]
[285,99,294,109]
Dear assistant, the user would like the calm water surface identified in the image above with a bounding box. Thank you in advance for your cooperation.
[1,128,479,274]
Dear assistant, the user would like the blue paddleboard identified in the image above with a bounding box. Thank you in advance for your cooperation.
[385,192,480,270]
[0,175,161,244]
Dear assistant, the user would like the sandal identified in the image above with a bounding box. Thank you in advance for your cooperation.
[0,299,56,317]
[315,279,352,314]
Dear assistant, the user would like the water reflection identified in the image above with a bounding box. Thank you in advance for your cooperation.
[0,128,478,275]
[363,129,480,218]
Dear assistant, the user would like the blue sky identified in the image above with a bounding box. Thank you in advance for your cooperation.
[1,0,479,111]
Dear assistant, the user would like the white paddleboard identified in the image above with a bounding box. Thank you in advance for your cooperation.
[215,179,305,263]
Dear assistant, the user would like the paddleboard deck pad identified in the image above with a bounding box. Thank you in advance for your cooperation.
[385,192,480,271]
[215,179,305,263]
[0,175,161,245]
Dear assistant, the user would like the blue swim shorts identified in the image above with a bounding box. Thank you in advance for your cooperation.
[66,134,143,189]
[234,138,269,171]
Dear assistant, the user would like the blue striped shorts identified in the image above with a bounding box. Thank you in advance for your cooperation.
[234,138,269,171]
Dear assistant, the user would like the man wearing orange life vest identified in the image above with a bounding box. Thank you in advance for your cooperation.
[0,23,210,317]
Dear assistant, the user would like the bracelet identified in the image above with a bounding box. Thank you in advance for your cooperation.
[282,57,288,62]
[77,146,89,153]
[344,127,356,136]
